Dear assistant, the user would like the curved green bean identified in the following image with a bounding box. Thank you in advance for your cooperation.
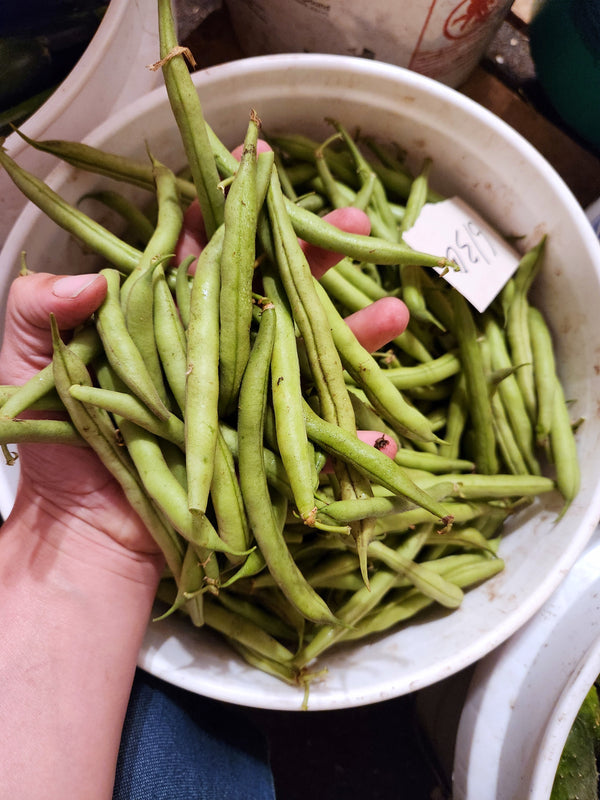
[95,268,170,420]
[0,148,142,273]
[303,401,453,527]
[157,0,224,237]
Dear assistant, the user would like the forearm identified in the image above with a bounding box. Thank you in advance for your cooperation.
[0,490,164,800]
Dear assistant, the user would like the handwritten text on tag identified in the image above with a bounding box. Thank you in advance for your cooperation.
[402,197,519,313]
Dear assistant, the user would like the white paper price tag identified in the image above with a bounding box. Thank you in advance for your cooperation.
[402,197,520,312]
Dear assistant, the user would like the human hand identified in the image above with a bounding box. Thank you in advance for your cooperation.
[0,272,162,557]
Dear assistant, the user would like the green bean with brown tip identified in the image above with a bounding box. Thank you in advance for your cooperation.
[68,383,185,449]
[157,0,224,237]
[0,323,101,420]
[95,268,171,420]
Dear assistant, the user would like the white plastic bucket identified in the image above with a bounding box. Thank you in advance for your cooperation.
[225,0,514,88]
[0,0,162,244]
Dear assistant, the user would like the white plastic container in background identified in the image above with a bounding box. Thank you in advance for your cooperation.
[225,0,514,88]
[0,0,163,244]
[417,525,600,799]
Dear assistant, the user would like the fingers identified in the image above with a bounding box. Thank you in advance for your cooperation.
[230,138,273,162]
[344,296,410,353]
[175,139,371,279]
[0,272,107,385]
[321,430,398,473]
[302,207,371,279]
[174,199,206,265]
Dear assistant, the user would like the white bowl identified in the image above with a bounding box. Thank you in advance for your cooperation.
[0,0,162,244]
[1,54,600,710]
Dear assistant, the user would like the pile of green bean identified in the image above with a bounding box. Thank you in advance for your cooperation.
[0,0,580,695]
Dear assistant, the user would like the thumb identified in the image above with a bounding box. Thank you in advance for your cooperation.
[0,272,107,384]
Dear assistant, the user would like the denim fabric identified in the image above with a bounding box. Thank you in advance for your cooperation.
[113,669,276,800]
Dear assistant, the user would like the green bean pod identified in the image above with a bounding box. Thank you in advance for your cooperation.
[50,316,184,579]
[11,128,197,202]
[210,426,251,562]
[120,152,183,303]
[121,265,169,407]
[528,304,558,448]
[502,239,546,423]
[262,266,319,526]
[0,418,84,446]
[0,386,64,413]
[218,113,260,416]
[314,134,348,210]
[549,375,580,514]
[175,254,195,331]
[0,323,102,420]
[203,598,295,665]
[68,383,185,449]
[420,472,555,500]
[450,291,498,474]
[185,225,224,514]
[313,279,441,443]
[393,449,474,473]
[95,268,171,420]
[480,335,530,476]
[484,315,541,474]
[0,148,142,273]
[379,352,461,390]
[152,264,188,414]
[302,401,453,526]
[368,540,464,608]
[157,0,224,237]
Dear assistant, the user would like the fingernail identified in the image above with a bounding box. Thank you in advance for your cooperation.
[52,274,101,299]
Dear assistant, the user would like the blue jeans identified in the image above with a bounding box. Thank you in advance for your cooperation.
[113,669,276,800]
